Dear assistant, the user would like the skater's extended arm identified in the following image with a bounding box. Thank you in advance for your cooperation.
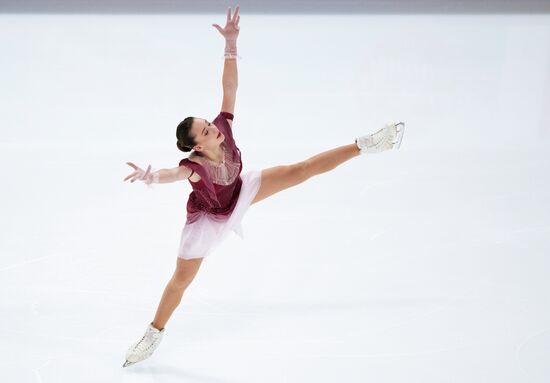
[212,5,240,118]
[153,166,194,183]
[124,162,193,184]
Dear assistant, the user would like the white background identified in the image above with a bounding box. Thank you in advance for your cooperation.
[1,13,549,382]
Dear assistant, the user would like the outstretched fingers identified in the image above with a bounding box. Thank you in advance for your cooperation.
[124,162,137,182]
[124,171,138,182]
[232,5,240,22]
[124,162,148,183]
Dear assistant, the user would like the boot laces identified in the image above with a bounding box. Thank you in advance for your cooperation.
[131,329,160,355]
[372,125,395,149]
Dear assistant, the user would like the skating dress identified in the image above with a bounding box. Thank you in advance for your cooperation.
[177,112,262,259]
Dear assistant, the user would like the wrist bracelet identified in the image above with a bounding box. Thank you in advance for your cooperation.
[223,53,242,60]
[152,171,160,184]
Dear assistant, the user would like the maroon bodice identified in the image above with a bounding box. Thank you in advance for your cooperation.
[178,112,243,224]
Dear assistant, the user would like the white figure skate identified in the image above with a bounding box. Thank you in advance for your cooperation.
[355,122,405,155]
[123,322,165,368]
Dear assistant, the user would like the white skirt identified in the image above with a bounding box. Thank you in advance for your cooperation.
[177,169,262,260]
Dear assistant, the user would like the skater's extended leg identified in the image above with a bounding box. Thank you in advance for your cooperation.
[152,257,203,330]
[304,143,360,176]
[251,143,360,205]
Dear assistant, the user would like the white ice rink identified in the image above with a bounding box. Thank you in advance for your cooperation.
[1,12,549,383]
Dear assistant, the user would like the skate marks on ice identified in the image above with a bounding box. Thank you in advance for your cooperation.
[515,327,550,382]
[493,225,550,245]
[182,279,493,355]
[285,276,495,351]
[33,358,52,383]
[0,253,63,273]
[121,362,235,382]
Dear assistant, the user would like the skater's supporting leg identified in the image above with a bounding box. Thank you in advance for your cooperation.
[251,143,359,205]
[152,257,203,330]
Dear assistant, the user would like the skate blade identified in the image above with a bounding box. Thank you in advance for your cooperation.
[394,122,405,149]
[123,352,153,368]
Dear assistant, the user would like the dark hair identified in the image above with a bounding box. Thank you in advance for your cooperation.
[176,117,197,153]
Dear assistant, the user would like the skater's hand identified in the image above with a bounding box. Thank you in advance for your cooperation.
[124,162,155,184]
[212,5,240,41]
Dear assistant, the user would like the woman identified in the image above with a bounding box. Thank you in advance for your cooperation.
[122,5,405,368]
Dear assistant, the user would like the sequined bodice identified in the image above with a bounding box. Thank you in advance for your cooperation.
[187,142,241,185]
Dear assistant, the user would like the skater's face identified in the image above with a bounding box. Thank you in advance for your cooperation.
[190,118,225,152]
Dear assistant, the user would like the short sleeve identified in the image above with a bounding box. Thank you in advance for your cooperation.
[213,112,236,148]
[178,158,195,177]
[220,111,234,121]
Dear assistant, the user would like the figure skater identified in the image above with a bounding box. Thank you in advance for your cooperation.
[122,5,405,368]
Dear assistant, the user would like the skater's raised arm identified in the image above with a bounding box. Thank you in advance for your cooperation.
[124,162,194,184]
[219,57,238,118]
[212,5,240,118]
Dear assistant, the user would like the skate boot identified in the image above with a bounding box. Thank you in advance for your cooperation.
[123,322,165,368]
[355,122,405,155]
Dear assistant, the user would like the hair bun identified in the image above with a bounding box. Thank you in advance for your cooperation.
[177,141,191,152]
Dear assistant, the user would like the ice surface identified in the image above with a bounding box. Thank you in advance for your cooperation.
[1,12,549,383]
